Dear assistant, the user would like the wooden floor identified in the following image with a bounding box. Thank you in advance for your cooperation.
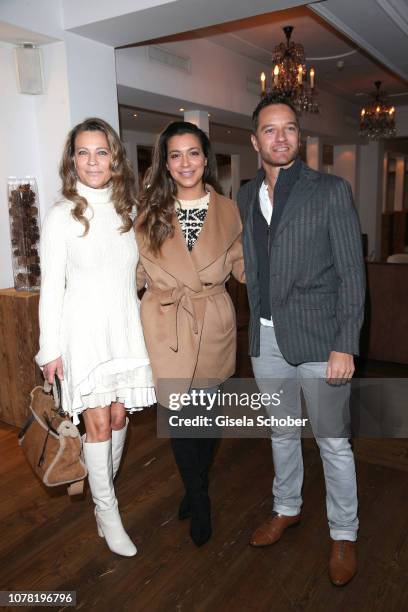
[1,405,408,612]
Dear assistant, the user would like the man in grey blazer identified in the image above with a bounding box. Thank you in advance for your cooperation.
[237,94,365,586]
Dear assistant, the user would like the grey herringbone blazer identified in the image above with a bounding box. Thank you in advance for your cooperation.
[237,161,366,364]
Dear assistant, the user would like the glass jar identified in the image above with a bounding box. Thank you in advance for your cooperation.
[8,176,41,291]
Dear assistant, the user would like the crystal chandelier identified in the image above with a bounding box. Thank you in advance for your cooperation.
[359,81,396,139]
[260,25,319,114]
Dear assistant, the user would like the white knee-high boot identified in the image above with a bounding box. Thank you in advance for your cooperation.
[83,438,137,557]
[112,417,129,479]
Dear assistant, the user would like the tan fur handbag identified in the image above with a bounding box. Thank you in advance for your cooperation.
[18,377,87,495]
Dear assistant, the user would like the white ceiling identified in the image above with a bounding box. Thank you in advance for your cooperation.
[312,0,408,84]
[63,0,307,47]
[62,0,408,102]
[118,3,408,147]
[0,21,56,45]
[139,5,408,106]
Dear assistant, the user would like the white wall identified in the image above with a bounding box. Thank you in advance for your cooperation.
[65,33,119,129]
[306,137,322,171]
[396,104,408,137]
[301,90,361,144]
[358,140,384,259]
[0,33,122,289]
[333,145,359,198]
[34,41,71,214]
[116,41,261,121]
[0,42,42,288]
[218,164,232,198]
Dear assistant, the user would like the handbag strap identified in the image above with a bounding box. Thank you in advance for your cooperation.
[18,379,61,441]
[18,412,35,440]
[44,375,66,417]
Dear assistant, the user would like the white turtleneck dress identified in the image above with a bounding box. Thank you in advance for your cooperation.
[36,181,156,424]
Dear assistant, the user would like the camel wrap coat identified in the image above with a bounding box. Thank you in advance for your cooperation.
[135,186,245,406]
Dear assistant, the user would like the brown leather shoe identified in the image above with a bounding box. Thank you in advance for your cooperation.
[329,539,357,586]
[249,512,301,547]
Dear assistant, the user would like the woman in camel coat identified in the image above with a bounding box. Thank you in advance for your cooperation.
[135,121,245,547]
[136,184,244,394]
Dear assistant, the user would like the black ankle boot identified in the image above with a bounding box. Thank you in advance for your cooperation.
[178,494,191,520]
[170,437,201,514]
[178,471,209,520]
[189,491,211,547]
[177,436,217,520]
[170,437,213,545]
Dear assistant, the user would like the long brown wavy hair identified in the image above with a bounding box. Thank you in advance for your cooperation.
[137,121,220,254]
[59,117,137,235]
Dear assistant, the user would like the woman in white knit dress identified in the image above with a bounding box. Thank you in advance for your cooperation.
[36,117,155,557]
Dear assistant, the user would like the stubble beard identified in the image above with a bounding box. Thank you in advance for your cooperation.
[260,148,298,169]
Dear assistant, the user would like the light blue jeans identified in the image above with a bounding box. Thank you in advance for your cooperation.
[251,325,358,541]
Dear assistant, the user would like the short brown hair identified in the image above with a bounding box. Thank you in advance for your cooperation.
[252,94,299,132]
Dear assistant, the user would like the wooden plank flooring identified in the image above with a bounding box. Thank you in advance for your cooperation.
[1,410,407,612]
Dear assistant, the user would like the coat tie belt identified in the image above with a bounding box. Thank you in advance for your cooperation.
[148,285,227,352]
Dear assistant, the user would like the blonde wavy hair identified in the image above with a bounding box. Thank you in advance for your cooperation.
[59,117,137,235]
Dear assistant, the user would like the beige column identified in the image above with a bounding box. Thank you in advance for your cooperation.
[394,155,406,212]
[231,154,240,201]
[358,140,384,260]
[333,145,359,198]
[123,141,139,193]
[183,110,209,135]
[306,137,323,171]
[382,152,389,213]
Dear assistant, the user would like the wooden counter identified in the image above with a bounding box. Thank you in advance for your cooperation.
[0,288,42,427]
[362,263,408,364]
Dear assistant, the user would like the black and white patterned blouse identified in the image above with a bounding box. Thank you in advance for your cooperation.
[175,193,210,251]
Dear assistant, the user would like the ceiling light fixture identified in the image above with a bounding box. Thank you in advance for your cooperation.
[179,107,185,112]
[259,25,318,114]
[359,81,396,139]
